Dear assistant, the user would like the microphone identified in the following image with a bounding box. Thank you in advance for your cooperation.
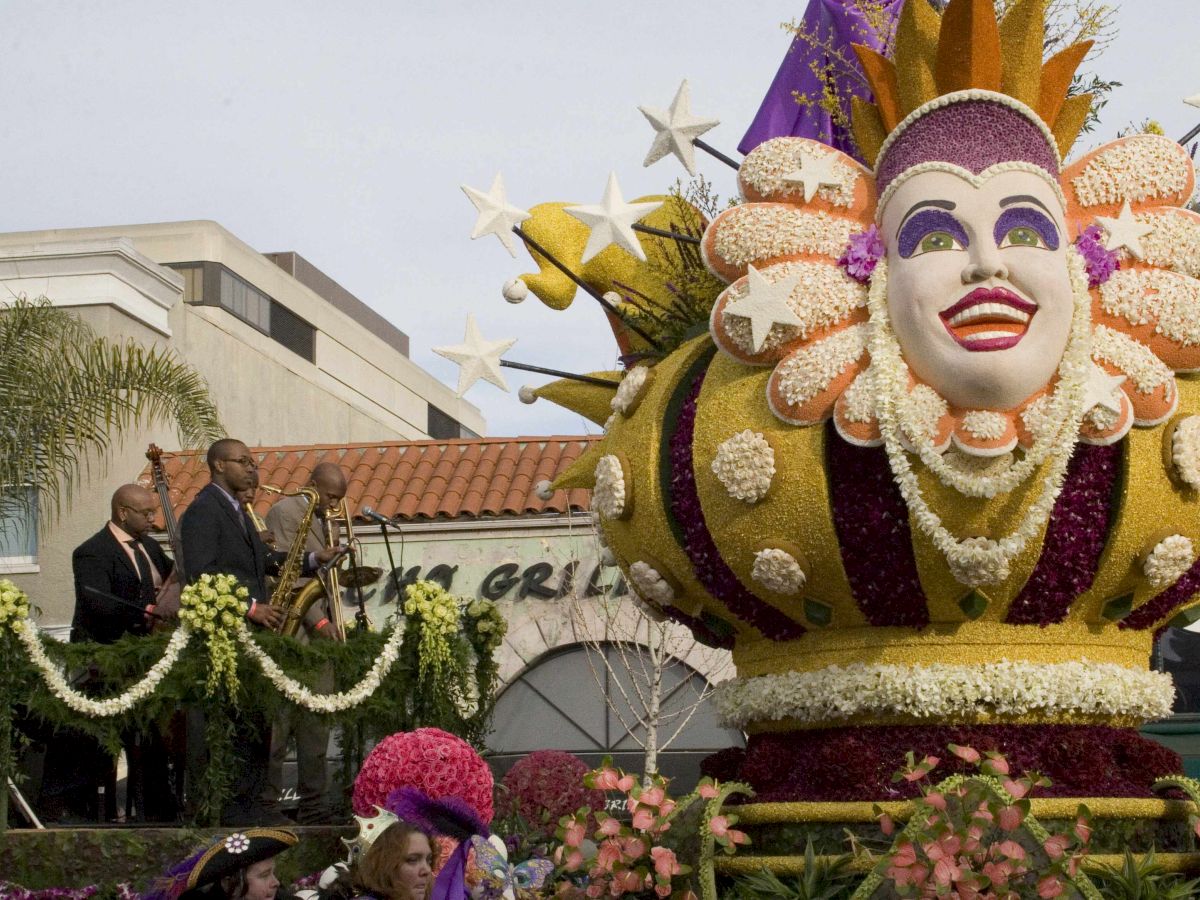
[360,507,396,527]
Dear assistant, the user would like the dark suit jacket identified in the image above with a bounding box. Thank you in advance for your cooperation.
[71,525,173,644]
[179,482,315,605]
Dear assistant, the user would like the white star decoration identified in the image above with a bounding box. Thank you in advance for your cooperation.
[638,79,720,177]
[724,265,804,353]
[433,315,516,396]
[1082,363,1126,416]
[564,173,664,264]
[1095,200,1155,260]
[781,148,843,204]
[460,174,532,258]
[1185,93,1200,109]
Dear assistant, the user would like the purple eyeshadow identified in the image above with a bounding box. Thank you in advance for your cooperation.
[994,207,1060,250]
[898,209,970,258]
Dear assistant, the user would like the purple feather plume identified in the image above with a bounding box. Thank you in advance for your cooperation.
[384,786,488,842]
[142,841,215,900]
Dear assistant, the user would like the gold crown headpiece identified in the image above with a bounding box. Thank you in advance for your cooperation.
[850,0,1093,190]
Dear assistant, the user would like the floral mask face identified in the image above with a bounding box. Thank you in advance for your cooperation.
[882,167,1074,411]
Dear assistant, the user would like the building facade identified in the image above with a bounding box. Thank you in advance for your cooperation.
[0,220,483,629]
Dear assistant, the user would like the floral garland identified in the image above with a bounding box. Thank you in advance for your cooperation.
[234,617,405,714]
[179,573,248,698]
[867,252,1093,585]
[0,578,193,718]
[712,660,1174,730]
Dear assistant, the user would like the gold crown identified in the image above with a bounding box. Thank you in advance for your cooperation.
[850,0,1093,166]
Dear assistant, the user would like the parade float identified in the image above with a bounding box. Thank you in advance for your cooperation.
[448,0,1200,889]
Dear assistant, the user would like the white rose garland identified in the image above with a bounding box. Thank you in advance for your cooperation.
[711,430,775,503]
[713,660,1175,729]
[234,618,406,714]
[751,548,806,595]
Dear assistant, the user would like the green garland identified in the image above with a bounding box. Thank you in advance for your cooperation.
[0,579,504,828]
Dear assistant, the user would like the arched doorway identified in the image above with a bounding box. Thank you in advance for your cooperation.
[487,642,743,790]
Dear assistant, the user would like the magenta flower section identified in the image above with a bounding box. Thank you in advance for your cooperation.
[668,369,806,640]
[837,224,886,283]
[1006,443,1119,625]
[706,724,1182,801]
[352,727,494,823]
[826,425,930,627]
[497,749,604,836]
[1076,224,1121,288]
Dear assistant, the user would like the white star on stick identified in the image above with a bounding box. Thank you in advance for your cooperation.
[1185,93,1200,109]
[433,315,516,396]
[461,174,532,258]
[1082,362,1126,416]
[1095,200,1155,260]
[781,148,843,204]
[638,79,720,177]
[724,265,803,352]
[564,173,664,264]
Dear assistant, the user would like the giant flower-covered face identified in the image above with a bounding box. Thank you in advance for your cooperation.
[880,168,1073,411]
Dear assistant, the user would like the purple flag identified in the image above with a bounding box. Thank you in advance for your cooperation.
[738,0,904,162]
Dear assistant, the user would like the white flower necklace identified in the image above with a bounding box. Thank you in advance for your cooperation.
[866,252,1094,586]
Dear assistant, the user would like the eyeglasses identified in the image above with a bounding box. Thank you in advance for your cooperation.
[221,456,258,469]
[121,505,158,518]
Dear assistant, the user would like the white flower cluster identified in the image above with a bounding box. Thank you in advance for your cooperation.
[628,561,675,605]
[1140,210,1200,280]
[773,323,868,412]
[840,369,877,424]
[1071,136,1193,208]
[235,618,405,714]
[751,548,807,595]
[898,384,949,446]
[711,430,775,503]
[1100,269,1200,348]
[709,206,856,270]
[960,411,1008,442]
[1143,534,1196,590]
[1092,325,1173,395]
[718,262,864,357]
[738,137,859,206]
[593,455,628,520]
[19,621,191,718]
[1172,416,1200,490]
[713,659,1176,729]
[611,366,651,416]
[866,252,1094,585]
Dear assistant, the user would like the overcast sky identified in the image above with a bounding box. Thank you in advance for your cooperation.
[1,1,1196,437]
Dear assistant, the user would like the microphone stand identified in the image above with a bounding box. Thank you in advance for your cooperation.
[348,546,369,632]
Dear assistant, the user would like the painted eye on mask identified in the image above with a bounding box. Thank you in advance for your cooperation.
[1000,225,1049,250]
[916,231,965,254]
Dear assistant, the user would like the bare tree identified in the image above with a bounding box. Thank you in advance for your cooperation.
[568,546,733,778]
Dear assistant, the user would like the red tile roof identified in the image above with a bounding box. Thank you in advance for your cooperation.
[137,436,597,523]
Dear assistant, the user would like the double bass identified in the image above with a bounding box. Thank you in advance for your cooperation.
[145,444,185,621]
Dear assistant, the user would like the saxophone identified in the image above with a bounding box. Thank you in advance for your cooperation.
[261,485,324,637]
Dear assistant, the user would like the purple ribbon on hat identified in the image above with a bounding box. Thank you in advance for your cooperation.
[738,0,904,160]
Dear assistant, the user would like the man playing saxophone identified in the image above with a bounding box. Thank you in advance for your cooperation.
[180,438,344,825]
[261,461,348,823]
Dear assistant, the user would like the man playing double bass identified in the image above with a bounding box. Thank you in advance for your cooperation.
[180,438,343,825]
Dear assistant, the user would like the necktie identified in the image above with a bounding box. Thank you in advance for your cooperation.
[126,540,157,606]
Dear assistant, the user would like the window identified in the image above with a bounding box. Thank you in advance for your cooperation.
[487,643,743,791]
[168,262,315,362]
[0,487,38,573]
[427,404,463,440]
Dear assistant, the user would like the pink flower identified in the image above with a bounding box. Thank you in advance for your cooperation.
[996,840,1027,862]
[596,839,622,873]
[1043,834,1070,860]
[564,849,584,871]
[925,791,947,811]
[593,767,621,791]
[891,842,917,868]
[650,846,681,878]
[640,786,666,808]
[1002,777,1029,799]
[727,829,749,845]
[981,753,1010,776]
[620,836,647,859]
[878,812,895,836]
[614,870,642,894]
[564,820,586,847]
[631,808,655,830]
[933,856,961,886]
[617,775,636,792]
[698,783,719,800]
[708,815,731,839]
[598,816,622,837]
[1038,874,1065,898]
[1075,815,1092,844]
[949,743,981,764]
[998,805,1024,831]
